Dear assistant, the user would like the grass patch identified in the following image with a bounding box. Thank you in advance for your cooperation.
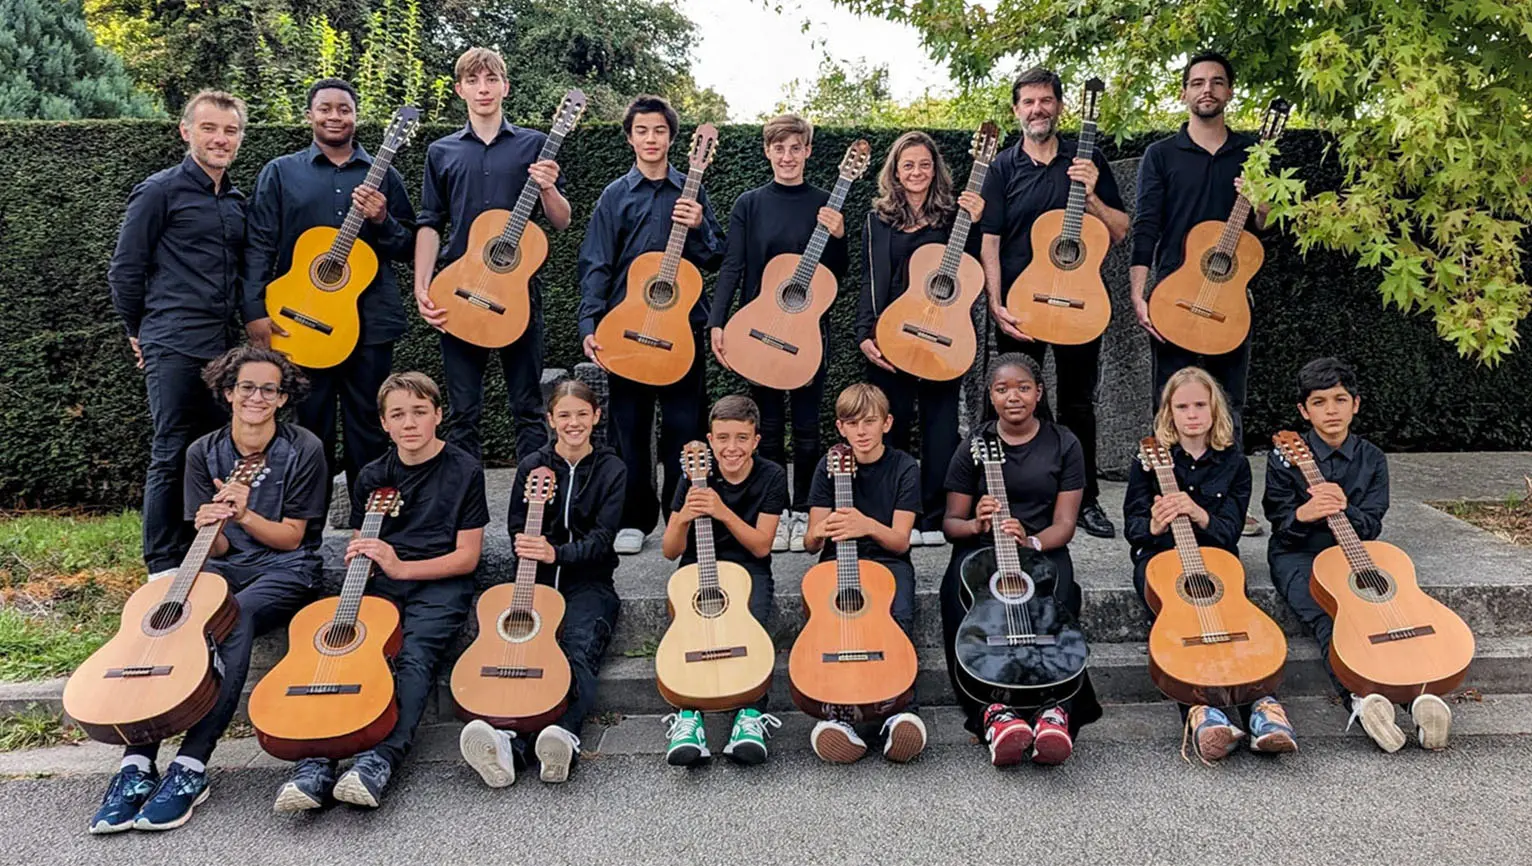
[618,638,659,659]
[1433,488,1532,547]
[0,706,86,751]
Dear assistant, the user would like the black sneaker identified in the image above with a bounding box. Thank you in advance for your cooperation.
[132,762,210,831]
[274,757,336,812]
[334,751,392,808]
[1079,502,1116,539]
[88,763,158,834]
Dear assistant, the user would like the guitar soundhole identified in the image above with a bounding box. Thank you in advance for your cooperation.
[1177,572,1225,606]
[323,624,357,649]
[1049,237,1083,270]
[498,609,540,643]
[777,280,810,313]
[1349,568,1398,603]
[1200,249,1235,282]
[314,621,366,655]
[143,601,186,634]
[990,571,1035,604]
[646,278,678,310]
[310,255,350,290]
[833,587,866,615]
[693,587,728,618]
[485,239,521,273]
[927,273,958,304]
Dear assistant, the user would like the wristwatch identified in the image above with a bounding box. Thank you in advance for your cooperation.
[1026,535,1042,551]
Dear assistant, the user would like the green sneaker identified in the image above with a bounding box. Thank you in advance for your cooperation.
[723,708,782,765]
[662,710,709,766]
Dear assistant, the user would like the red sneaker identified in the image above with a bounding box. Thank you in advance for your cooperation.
[1031,706,1073,765]
[982,704,1033,767]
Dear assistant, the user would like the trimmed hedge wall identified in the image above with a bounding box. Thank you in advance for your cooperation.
[1,120,1528,509]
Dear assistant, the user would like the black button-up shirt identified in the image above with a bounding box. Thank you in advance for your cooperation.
[576,165,724,339]
[242,142,416,345]
[980,137,1124,286]
[1263,430,1390,554]
[108,155,246,359]
[1124,443,1252,564]
[1131,124,1257,281]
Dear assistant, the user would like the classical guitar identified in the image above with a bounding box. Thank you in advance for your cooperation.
[654,442,775,710]
[720,139,872,390]
[1005,78,1113,345]
[450,466,573,731]
[1137,437,1285,707]
[1271,431,1474,704]
[594,124,720,386]
[787,444,918,721]
[952,433,1088,708]
[265,106,422,369]
[874,122,1000,381]
[63,455,266,744]
[248,487,404,760]
[1148,99,1290,356]
[429,90,588,348]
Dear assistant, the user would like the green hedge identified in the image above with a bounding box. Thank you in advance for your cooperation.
[0,120,1528,509]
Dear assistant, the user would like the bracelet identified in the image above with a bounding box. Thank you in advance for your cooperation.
[1026,535,1042,551]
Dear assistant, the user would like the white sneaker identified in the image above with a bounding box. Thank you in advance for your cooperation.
[908,528,924,547]
[459,720,515,788]
[881,712,927,763]
[809,720,866,763]
[1410,694,1452,750]
[614,528,645,555]
[772,517,790,553]
[1348,693,1406,753]
[788,512,809,553]
[534,725,580,783]
[920,530,947,547]
[147,568,177,582]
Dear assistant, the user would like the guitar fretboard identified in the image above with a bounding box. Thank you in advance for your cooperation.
[657,170,707,290]
[1213,195,1254,259]
[497,125,572,250]
[1291,454,1377,574]
[510,500,547,613]
[1060,119,1099,243]
[691,475,720,593]
[326,144,401,263]
[936,155,992,281]
[981,459,1026,575]
[787,173,856,291]
[165,521,223,609]
[1151,462,1211,575]
[832,471,861,594]
[333,510,384,627]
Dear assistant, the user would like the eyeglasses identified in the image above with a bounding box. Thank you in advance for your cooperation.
[234,382,283,399]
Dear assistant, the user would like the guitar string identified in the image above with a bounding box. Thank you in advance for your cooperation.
[461,125,570,305]
[981,452,1025,645]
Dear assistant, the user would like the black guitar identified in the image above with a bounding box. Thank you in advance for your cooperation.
[953,433,1089,708]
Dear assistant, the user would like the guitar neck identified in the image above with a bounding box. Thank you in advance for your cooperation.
[498,127,570,249]
[511,502,547,611]
[162,518,228,608]
[789,174,854,287]
[691,476,720,591]
[1294,455,1376,572]
[1214,195,1254,257]
[937,157,990,278]
[333,511,384,627]
[1060,121,1098,243]
[1151,463,1210,575]
[982,461,1026,572]
[832,472,861,592]
[328,145,399,261]
[657,169,707,289]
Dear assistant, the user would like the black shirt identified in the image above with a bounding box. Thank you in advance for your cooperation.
[807,446,921,566]
[1263,430,1389,555]
[506,443,627,587]
[944,421,1086,555]
[979,137,1125,285]
[707,181,849,330]
[108,156,246,359]
[1123,443,1251,564]
[857,212,984,344]
[1131,125,1258,281]
[669,457,789,570]
[348,442,490,562]
[888,224,947,302]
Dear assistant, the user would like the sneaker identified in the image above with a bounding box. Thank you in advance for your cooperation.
[810,719,866,763]
[89,763,158,834]
[982,704,1033,767]
[772,517,790,552]
[459,720,516,788]
[723,708,781,765]
[146,568,177,582]
[614,528,645,555]
[881,712,927,763]
[788,512,809,553]
[1248,696,1298,753]
[1242,512,1264,537]
[1349,693,1406,753]
[908,528,924,547]
[273,757,336,812]
[662,710,710,766]
[1183,705,1243,764]
[1032,706,1075,765]
[1410,694,1452,751]
[1079,502,1116,539]
[132,762,209,831]
[920,530,947,546]
[535,725,581,783]
[333,751,391,808]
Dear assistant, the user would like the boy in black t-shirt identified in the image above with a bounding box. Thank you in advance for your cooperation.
[274,372,489,812]
[803,383,926,764]
[659,396,789,766]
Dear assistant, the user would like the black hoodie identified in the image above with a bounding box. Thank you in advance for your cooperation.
[506,442,627,588]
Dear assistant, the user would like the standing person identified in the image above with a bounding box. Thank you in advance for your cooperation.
[415,47,572,461]
[578,95,724,556]
[856,131,984,548]
[243,77,417,500]
[981,67,1130,540]
[707,114,848,553]
[1129,51,1268,535]
[109,90,248,579]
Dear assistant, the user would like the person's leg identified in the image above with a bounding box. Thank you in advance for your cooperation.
[938,549,986,732]
[916,380,961,533]
[542,580,621,779]
[295,364,340,503]
[368,579,474,772]
[606,375,657,533]
[1053,338,1103,507]
[878,557,925,762]
[1150,340,1197,412]
[750,383,789,475]
[867,364,915,454]
[1132,557,1156,617]
[439,331,492,461]
[140,346,217,573]
[742,562,775,713]
[338,342,394,492]
[1268,550,1345,697]
[1205,337,1251,448]
[788,365,826,513]
[500,309,550,462]
[656,344,706,523]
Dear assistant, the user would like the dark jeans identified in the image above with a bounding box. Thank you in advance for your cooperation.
[750,366,824,513]
[125,562,314,764]
[367,576,475,770]
[1151,336,1251,448]
[866,365,961,532]
[440,317,548,463]
[296,341,394,506]
[140,345,224,573]
[740,560,776,713]
[1269,548,1348,698]
[996,332,1103,505]
[552,580,622,738]
[606,340,707,533]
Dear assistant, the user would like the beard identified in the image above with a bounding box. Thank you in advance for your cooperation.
[1023,115,1057,142]
[1191,100,1227,119]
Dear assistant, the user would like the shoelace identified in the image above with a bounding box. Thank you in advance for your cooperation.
[1344,693,1367,734]
[736,712,782,740]
[663,712,704,742]
[106,768,152,803]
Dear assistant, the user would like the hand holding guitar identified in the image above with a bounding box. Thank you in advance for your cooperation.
[680,485,724,523]
[352,185,388,224]
[245,316,290,349]
[821,506,879,542]
[415,280,448,330]
[209,477,252,523]
[817,206,845,239]
[973,494,1002,533]
[1067,158,1099,199]
[859,338,896,372]
[957,190,985,222]
[1149,491,1208,534]
[1296,482,1348,523]
[346,537,403,577]
[672,198,704,230]
[514,532,557,564]
[709,327,730,369]
[990,297,1029,342]
[582,333,607,369]
[527,160,561,191]
[1132,290,1165,343]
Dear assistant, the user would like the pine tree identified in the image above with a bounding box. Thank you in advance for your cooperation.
[0,0,158,119]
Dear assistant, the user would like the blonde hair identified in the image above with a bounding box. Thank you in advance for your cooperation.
[1154,367,1234,451]
[763,113,813,148]
[872,130,956,230]
[377,371,442,413]
[835,383,890,422]
[180,90,247,129]
[455,47,507,82]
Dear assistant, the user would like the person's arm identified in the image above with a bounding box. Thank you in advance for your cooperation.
[707,198,749,331]
[1122,460,1158,548]
[854,215,877,344]
[107,178,166,347]
[1033,490,1082,551]
[1129,148,1165,339]
[1262,452,1308,545]
[182,442,228,558]
[366,169,417,262]
[802,463,833,553]
[1084,153,1130,243]
[684,187,725,273]
[804,505,832,553]
[1346,453,1389,541]
[553,461,625,565]
[413,148,448,326]
[353,527,485,582]
[722,468,788,560]
[576,190,618,341]
[506,463,534,535]
[942,490,982,541]
[241,161,286,342]
[532,158,572,231]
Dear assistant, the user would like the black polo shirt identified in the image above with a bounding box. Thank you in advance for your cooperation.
[1131,124,1258,281]
[1263,430,1389,554]
[669,457,789,571]
[349,442,490,562]
[980,137,1124,285]
[1123,443,1251,564]
[944,420,1085,555]
[807,446,921,567]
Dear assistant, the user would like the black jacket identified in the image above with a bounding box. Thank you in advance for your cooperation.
[506,443,627,588]
[856,210,985,343]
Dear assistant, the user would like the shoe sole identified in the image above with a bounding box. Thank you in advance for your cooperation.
[536,736,574,783]
[883,720,926,764]
[272,782,324,813]
[812,728,866,764]
[723,741,767,766]
[665,744,710,767]
[1250,731,1298,754]
[88,817,137,835]
[1357,699,1407,753]
[1195,726,1242,762]
[460,723,515,788]
[1032,729,1074,765]
[332,773,379,808]
[989,726,1033,767]
[132,787,210,831]
[1412,696,1452,751]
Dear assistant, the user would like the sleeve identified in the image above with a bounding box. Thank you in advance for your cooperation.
[416,145,449,232]
[554,459,626,566]
[1130,146,1164,270]
[1058,431,1086,492]
[348,463,377,530]
[1093,150,1126,212]
[668,472,690,514]
[576,189,619,339]
[1121,459,1156,549]
[1202,455,1251,550]
[182,439,216,521]
[505,461,533,535]
[457,464,492,531]
[979,158,1007,236]
[707,196,750,329]
[854,215,877,343]
[1346,451,1389,541]
[962,219,985,258]
[107,179,167,338]
[760,465,789,517]
[943,437,978,494]
[1262,450,1308,546]
[822,224,850,283]
[283,435,330,521]
[807,457,833,508]
[365,167,417,262]
[241,161,283,323]
[683,185,725,273]
[893,455,922,513]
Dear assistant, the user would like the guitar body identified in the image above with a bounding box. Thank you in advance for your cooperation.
[874,243,984,381]
[248,595,402,761]
[63,573,237,745]
[451,583,573,732]
[1147,221,1262,357]
[654,562,775,711]
[720,252,837,390]
[1310,541,1475,704]
[788,559,918,721]
[1004,210,1112,345]
[265,226,378,369]
[594,251,704,386]
[1143,546,1287,707]
[429,212,547,348]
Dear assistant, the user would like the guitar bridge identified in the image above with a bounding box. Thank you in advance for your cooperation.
[1180,632,1250,647]
[622,330,674,351]
[285,684,362,696]
[747,329,799,355]
[1368,625,1436,644]
[820,651,886,663]
[278,306,335,335]
[104,665,173,678]
[479,666,545,679]
[453,288,506,315]
[1172,299,1227,322]
[899,324,953,346]
[986,635,1058,646]
[684,646,748,662]
[1032,294,1086,309]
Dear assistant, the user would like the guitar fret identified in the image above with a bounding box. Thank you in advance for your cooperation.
[1294,456,1377,572]
[1059,119,1097,243]
[657,172,706,288]
[333,511,384,627]
[498,127,570,250]
[937,162,989,278]
[327,147,399,262]
[1214,196,1254,256]
[983,462,1023,571]
[788,175,854,288]
[511,501,546,611]
[1153,464,1210,574]
[693,476,720,592]
[833,473,859,592]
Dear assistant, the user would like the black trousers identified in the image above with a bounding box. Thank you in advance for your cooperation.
[440,315,548,463]
[140,344,225,573]
[866,365,961,533]
[552,579,622,738]
[750,365,824,513]
[1151,336,1251,448]
[606,339,707,533]
[740,560,776,712]
[1269,548,1348,698]
[296,342,394,503]
[995,332,1103,506]
[848,558,919,744]
[367,575,475,770]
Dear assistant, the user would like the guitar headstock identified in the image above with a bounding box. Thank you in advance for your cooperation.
[552,90,588,135]
[366,486,404,517]
[681,440,712,483]
[839,139,872,181]
[970,433,1004,466]
[228,454,270,487]
[1271,430,1312,467]
[380,106,422,155]
[525,466,557,505]
[1260,98,1292,142]
[827,443,856,478]
[1081,77,1105,123]
[1138,436,1172,472]
[688,123,720,173]
[970,121,1001,166]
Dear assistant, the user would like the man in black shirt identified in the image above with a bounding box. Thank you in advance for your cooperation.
[981,68,1130,540]
[109,90,248,578]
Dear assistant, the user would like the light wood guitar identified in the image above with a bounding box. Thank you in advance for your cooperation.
[63,455,267,744]
[265,106,421,369]
[594,124,719,386]
[788,444,918,721]
[654,442,775,711]
[451,467,573,732]
[429,91,587,348]
[720,140,872,390]
[1271,431,1474,704]
[1137,437,1285,707]
[248,487,404,760]
[1005,78,1112,345]
[1148,99,1289,356]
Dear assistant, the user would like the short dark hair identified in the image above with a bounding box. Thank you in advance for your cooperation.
[545,378,600,414]
[1182,51,1235,87]
[1011,67,1063,105]
[1296,357,1359,402]
[988,352,1042,389]
[306,77,359,110]
[201,346,309,403]
[622,94,678,139]
[709,395,760,429]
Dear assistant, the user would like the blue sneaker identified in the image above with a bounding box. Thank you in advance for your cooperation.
[333,751,392,808]
[88,763,158,834]
[132,762,210,831]
[1248,696,1298,753]
[274,757,337,812]
[1182,705,1245,765]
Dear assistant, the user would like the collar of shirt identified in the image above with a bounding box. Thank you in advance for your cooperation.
[1171,122,1248,157]
[457,118,518,144]
[305,140,373,169]
[623,164,685,192]
[1172,442,1229,469]
[1013,135,1079,168]
[1306,429,1358,462]
[178,154,228,194]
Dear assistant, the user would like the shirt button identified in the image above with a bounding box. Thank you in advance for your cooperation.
[337,210,344,215]
[335,189,342,193]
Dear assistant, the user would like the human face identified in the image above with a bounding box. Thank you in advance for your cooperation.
[708,420,760,477]
[1182,61,1232,119]
[548,396,599,451]
[895,143,934,198]
[835,413,892,459]
[989,365,1041,426]
[179,103,243,173]
[455,69,509,118]
[1297,385,1359,443]
[307,88,357,147]
[1013,83,1060,143]
[1170,381,1213,441]
[627,112,673,168]
[765,135,810,184]
[380,391,442,455]
[224,362,287,426]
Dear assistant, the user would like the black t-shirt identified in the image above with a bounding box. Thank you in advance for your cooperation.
[807,446,921,566]
[349,442,490,562]
[708,181,850,329]
[944,421,1085,553]
[889,223,947,301]
[669,457,789,570]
